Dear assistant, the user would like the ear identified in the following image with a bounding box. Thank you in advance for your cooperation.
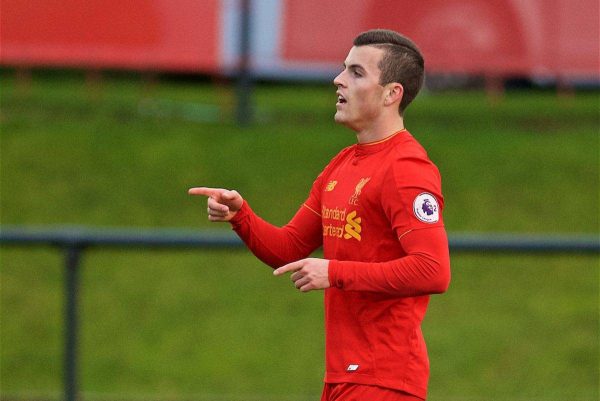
[384,83,404,107]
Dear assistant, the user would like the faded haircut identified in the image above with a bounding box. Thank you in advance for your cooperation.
[353,29,425,114]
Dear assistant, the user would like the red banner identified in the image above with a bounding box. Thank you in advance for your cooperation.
[0,0,220,72]
[281,0,599,77]
[1,0,598,78]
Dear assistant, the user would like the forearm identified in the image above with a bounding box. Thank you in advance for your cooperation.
[328,227,450,297]
[230,201,322,268]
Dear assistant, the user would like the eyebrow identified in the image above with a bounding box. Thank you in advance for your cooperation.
[343,63,366,73]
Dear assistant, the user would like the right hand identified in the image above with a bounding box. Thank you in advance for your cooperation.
[188,187,244,222]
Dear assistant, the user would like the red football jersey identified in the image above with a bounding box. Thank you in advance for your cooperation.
[230,130,450,399]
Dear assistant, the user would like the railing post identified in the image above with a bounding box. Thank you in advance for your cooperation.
[235,0,253,126]
[64,244,82,401]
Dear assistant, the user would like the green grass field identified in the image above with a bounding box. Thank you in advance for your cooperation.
[1,70,598,401]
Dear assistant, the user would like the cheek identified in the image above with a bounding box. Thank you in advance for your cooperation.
[355,88,380,111]
[352,87,371,107]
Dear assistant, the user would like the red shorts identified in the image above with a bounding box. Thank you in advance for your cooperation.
[320,383,425,401]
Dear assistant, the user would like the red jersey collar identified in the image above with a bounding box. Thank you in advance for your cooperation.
[354,129,408,156]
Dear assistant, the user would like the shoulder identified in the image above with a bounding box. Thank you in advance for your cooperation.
[320,144,355,174]
[391,130,430,159]
[386,132,441,186]
[331,144,355,163]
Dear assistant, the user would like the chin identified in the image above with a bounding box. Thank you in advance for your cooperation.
[334,112,347,125]
[334,113,358,130]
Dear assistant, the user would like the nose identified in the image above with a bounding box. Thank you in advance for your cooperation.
[333,70,345,88]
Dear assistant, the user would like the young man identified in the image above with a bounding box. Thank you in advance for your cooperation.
[189,29,450,401]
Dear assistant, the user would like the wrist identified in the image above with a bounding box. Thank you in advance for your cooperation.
[229,200,251,225]
[328,259,342,289]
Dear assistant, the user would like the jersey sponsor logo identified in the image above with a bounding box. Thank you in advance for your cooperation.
[325,180,338,191]
[322,206,347,239]
[413,192,440,223]
[323,223,344,238]
[346,364,360,372]
[322,206,346,221]
[322,207,362,241]
[349,177,370,205]
[343,210,362,241]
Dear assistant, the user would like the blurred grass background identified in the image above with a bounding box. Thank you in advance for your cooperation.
[0,70,598,401]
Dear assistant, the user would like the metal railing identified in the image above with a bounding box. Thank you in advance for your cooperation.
[1,225,598,401]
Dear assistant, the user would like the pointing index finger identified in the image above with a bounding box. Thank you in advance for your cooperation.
[273,260,304,276]
[188,187,219,197]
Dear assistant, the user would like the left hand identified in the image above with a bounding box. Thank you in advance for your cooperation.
[273,258,330,292]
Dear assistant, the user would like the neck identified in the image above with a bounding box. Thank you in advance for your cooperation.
[355,118,405,144]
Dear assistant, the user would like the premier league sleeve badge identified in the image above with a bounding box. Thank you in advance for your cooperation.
[413,192,440,223]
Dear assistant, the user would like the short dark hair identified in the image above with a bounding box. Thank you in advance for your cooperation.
[353,29,424,114]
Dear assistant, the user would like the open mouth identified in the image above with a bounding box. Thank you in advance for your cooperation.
[337,94,347,105]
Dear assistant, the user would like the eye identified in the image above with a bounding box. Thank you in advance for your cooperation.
[352,70,363,77]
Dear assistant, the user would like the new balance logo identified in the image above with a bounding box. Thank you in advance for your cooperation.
[346,364,360,372]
